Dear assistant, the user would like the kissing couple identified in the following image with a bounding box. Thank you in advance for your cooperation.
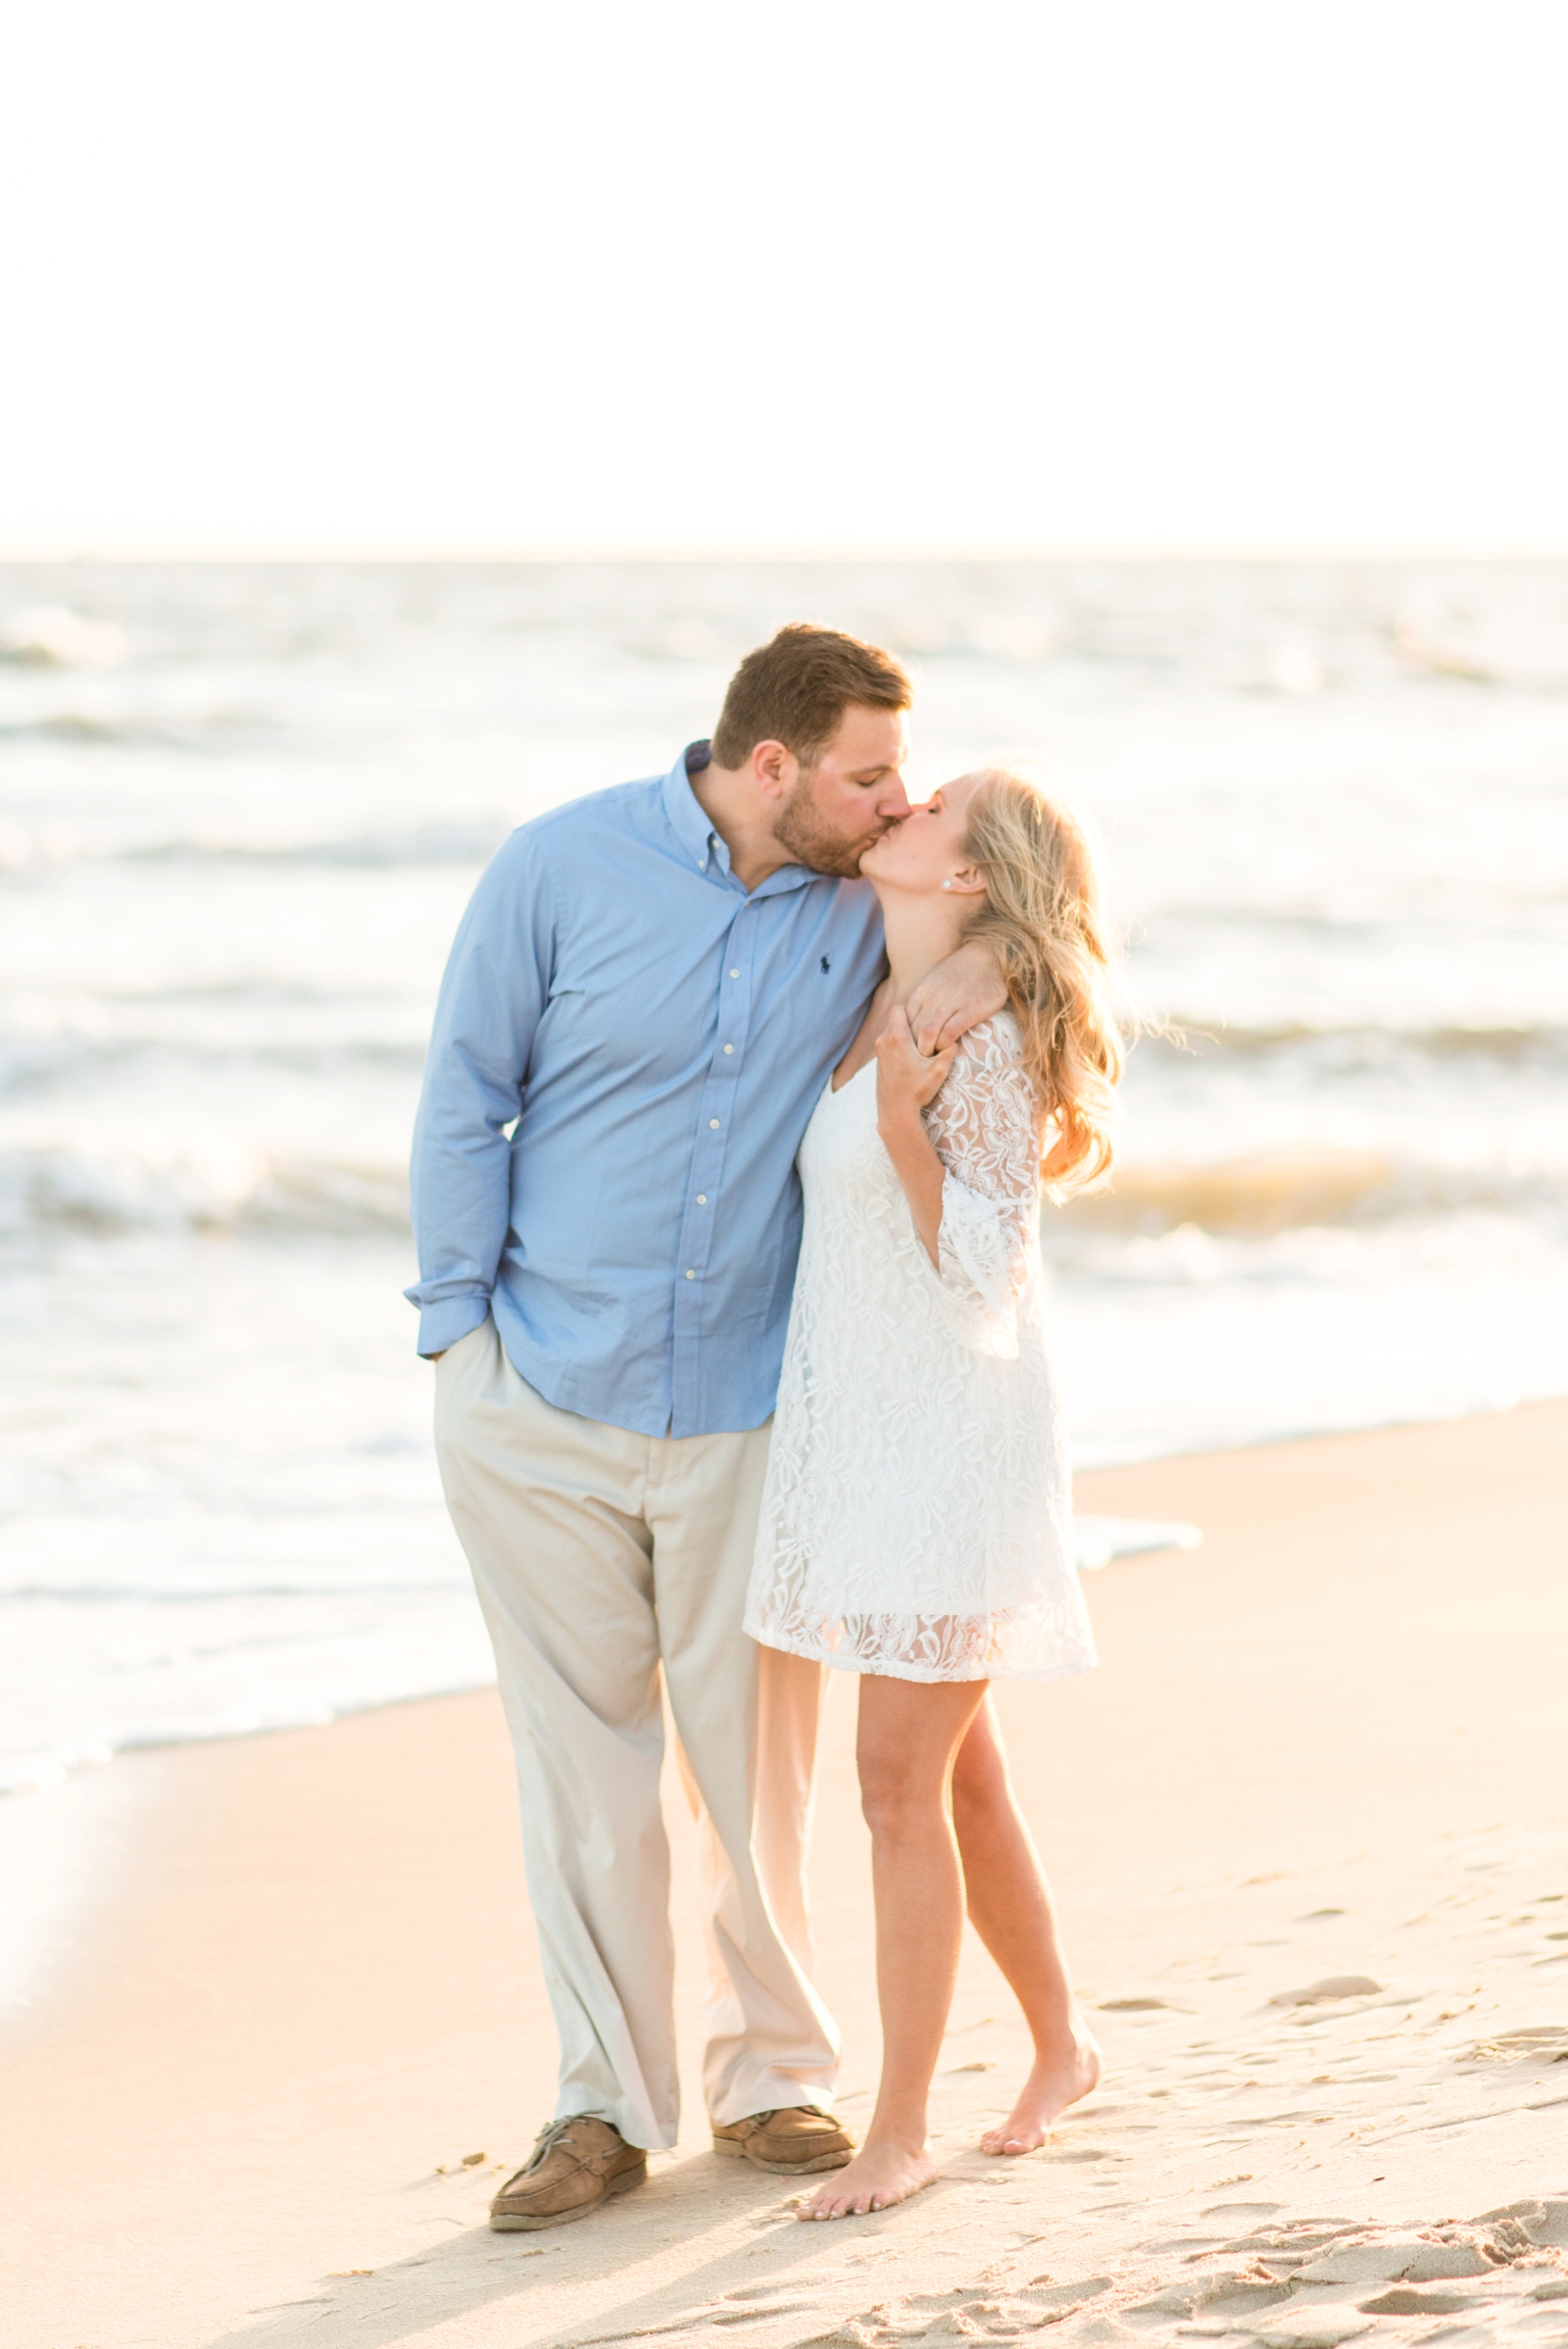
[408,623,1122,2226]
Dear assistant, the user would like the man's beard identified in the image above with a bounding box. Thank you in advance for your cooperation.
[773,772,890,879]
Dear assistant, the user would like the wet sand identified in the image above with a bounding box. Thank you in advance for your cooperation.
[4,1403,1566,2349]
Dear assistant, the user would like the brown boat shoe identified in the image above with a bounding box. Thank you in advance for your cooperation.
[711,2105,856,2175]
[488,2116,648,2229]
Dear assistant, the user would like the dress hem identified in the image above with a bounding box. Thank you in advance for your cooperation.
[747,1624,1098,1688]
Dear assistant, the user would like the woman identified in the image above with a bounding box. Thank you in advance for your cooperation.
[745,766,1123,2220]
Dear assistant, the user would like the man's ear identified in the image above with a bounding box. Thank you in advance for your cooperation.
[751,739,796,803]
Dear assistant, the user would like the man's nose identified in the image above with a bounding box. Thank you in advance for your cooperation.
[875,776,912,819]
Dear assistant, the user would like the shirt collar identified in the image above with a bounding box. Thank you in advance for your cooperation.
[662,743,722,874]
[660,739,816,896]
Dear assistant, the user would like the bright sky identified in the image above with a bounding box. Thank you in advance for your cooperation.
[4,0,1565,556]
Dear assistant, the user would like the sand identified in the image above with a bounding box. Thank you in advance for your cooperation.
[4,1403,1566,2349]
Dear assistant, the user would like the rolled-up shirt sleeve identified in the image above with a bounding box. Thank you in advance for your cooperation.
[405,833,556,1356]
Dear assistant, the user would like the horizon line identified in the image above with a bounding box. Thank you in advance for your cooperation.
[4,540,1568,565]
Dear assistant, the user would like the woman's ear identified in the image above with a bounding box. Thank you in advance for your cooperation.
[947,866,987,896]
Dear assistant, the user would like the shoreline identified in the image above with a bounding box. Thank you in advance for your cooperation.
[10,1385,1563,1810]
[5,1401,1567,2349]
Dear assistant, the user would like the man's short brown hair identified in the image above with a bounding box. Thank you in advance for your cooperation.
[710,623,911,771]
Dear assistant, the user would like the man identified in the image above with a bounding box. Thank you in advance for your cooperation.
[408,623,1004,2228]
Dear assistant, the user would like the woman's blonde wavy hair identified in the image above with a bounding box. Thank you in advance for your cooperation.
[957,767,1124,1193]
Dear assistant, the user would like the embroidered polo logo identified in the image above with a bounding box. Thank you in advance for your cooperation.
[820,954,831,973]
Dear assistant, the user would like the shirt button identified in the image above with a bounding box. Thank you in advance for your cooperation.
[722,1043,734,1054]
[709,1118,720,1129]
[696,1194,708,1204]
[685,1268,696,1279]
[729,968,740,978]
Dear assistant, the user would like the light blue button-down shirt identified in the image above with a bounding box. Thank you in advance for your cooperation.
[406,746,887,1436]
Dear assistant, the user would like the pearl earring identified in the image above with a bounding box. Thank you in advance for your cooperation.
[941,879,954,891]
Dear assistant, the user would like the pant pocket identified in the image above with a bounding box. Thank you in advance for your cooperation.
[435,1317,490,1371]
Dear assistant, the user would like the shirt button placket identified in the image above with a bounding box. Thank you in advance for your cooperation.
[677,909,755,1433]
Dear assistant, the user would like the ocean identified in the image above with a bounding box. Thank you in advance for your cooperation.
[3,559,1567,1803]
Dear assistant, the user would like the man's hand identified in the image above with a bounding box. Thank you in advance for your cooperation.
[905,937,1008,1055]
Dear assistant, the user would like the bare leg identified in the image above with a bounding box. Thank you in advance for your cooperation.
[799,1675,990,2219]
[951,1697,1102,2154]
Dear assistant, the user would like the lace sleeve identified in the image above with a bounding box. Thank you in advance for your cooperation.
[919,1025,1042,1360]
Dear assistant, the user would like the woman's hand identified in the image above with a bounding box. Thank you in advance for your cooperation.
[874,1007,952,1267]
[875,1004,956,1128]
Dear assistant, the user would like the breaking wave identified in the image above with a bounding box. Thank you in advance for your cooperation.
[0,1032,425,1093]
[4,1136,1561,1247]
[120,822,510,868]
[1069,1146,1565,1237]
[0,1144,412,1238]
[1153,1021,1568,1067]
[0,821,508,871]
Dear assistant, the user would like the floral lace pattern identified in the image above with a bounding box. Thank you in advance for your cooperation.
[746,1014,1097,1685]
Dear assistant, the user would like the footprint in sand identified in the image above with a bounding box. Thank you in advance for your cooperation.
[1466,2026,1568,2063]
[1267,1975,1383,2007]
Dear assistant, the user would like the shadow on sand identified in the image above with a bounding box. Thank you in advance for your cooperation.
[201,2149,929,2349]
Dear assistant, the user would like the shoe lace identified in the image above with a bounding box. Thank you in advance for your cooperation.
[524,2116,580,2170]
[523,2113,620,2172]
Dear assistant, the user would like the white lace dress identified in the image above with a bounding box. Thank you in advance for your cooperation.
[745,1013,1097,1685]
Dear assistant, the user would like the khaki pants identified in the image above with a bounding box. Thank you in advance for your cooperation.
[433,1318,839,2150]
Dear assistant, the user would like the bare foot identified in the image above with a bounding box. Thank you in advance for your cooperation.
[796,2139,937,2219]
[980,2031,1102,2156]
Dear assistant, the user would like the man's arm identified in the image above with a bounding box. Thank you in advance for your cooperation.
[905,937,1008,1056]
[406,833,555,1357]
